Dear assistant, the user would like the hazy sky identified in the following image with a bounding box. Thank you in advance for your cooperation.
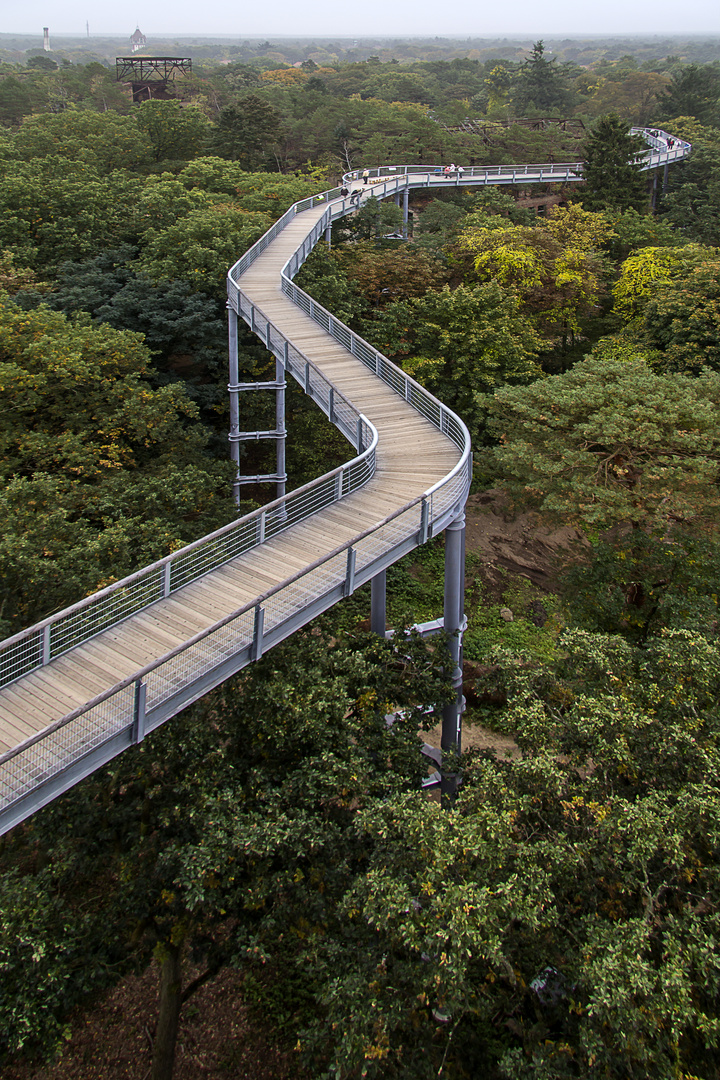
[3,0,719,40]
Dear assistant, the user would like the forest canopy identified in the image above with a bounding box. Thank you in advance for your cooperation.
[2,34,720,1080]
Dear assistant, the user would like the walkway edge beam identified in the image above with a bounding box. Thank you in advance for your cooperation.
[0,126,689,833]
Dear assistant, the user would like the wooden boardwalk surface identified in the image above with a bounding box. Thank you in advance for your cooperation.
[0,200,460,755]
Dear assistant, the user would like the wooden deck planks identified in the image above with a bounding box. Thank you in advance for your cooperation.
[0,197,464,758]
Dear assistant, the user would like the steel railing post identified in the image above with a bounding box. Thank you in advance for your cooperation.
[419,497,429,544]
[252,605,265,661]
[132,680,147,744]
[344,548,356,597]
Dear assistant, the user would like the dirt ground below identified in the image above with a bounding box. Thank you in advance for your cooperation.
[463,487,586,595]
[5,489,573,1080]
[4,963,301,1080]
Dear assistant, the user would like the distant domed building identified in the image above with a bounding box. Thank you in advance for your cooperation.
[130,26,146,53]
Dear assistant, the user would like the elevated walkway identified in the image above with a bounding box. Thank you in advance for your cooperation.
[0,127,690,833]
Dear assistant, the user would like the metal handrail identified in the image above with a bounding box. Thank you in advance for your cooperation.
[0,164,478,704]
[340,127,691,187]
[1,125,689,822]
[0,475,463,768]
[0,361,378,689]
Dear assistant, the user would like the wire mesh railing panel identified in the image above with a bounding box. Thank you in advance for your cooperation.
[331,396,357,439]
[50,573,166,655]
[353,507,420,571]
[377,356,405,395]
[169,523,257,590]
[332,322,352,351]
[143,609,256,714]
[350,337,379,372]
[428,460,472,516]
[0,633,42,687]
[310,305,331,334]
[0,683,135,811]
[293,288,313,317]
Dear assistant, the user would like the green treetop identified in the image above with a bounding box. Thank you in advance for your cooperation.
[581,113,649,212]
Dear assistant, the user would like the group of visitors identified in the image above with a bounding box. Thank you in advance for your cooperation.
[648,129,677,151]
[339,185,363,206]
[339,160,470,206]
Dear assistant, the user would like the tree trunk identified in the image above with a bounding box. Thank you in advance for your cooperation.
[151,942,183,1080]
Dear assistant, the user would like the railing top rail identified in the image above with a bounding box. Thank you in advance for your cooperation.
[3,124,688,666]
[0,463,467,769]
[278,263,471,462]
[339,128,690,187]
[0,406,377,653]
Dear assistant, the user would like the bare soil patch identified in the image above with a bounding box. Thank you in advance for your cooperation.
[464,488,587,595]
[3,963,302,1080]
[423,718,519,759]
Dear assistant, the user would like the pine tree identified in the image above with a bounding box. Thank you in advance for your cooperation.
[581,113,649,212]
[513,40,574,114]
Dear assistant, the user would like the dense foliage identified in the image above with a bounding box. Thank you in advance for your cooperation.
[1,31,720,1080]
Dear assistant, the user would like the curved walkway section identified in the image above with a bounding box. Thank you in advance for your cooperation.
[340,126,690,190]
[0,188,469,834]
[0,126,689,833]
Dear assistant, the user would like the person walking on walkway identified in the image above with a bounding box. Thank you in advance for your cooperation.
[362,169,370,185]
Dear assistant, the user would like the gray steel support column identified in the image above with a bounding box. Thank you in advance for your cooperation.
[370,570,387,637]
[394,192,400,206]
[402,189,409,238]
[325,224,332,248]
[663,162,669,192]
[275,356,286,504]
[441,511,465,801]
[228,304,241,506]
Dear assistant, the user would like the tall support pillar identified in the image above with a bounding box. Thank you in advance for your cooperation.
[275,356,287,505]
[441,511,465,801]
[662,162,670,193]
[325,223,332,248]
[394,192,400,207]
[227,304,241,506]
[402,189,409,238]
[370,570,387,637]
